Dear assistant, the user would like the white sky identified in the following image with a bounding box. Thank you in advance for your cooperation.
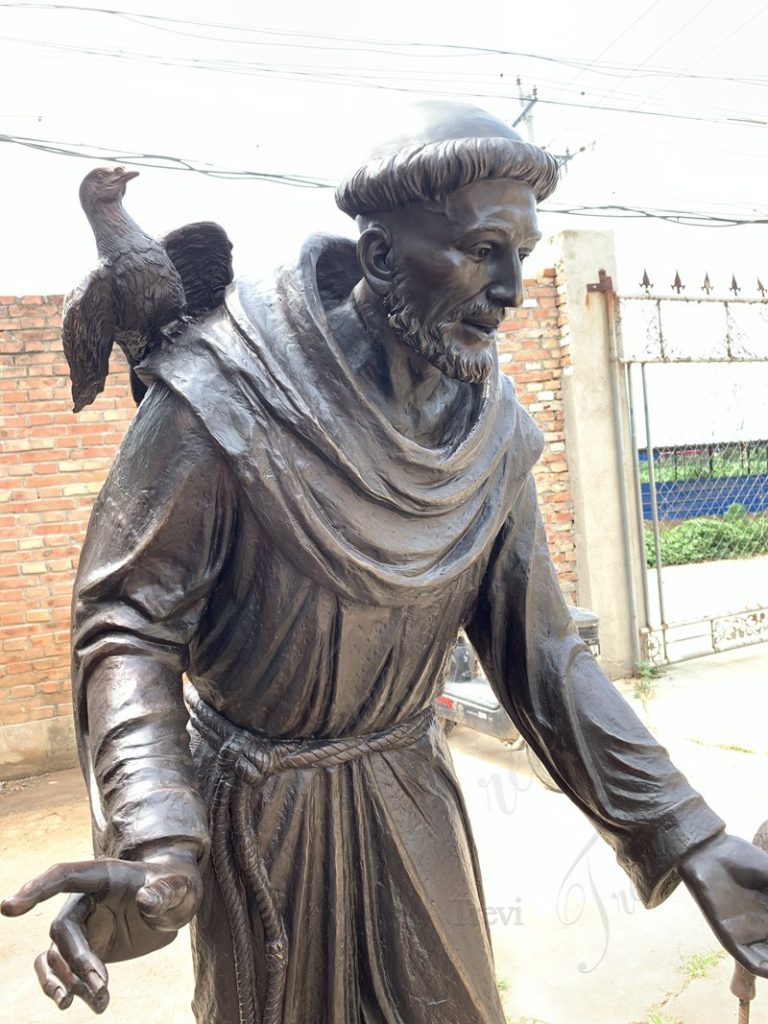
[1,0,767,298]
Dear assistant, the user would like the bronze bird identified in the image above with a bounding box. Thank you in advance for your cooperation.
[62,166,233,412]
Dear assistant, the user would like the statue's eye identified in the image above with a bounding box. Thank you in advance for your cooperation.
[469,244,493,261]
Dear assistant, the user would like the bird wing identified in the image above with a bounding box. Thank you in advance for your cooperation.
[161,221,234,317]
[61,264,116,413]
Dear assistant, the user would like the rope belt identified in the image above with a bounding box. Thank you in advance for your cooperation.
[185,686,435,1024]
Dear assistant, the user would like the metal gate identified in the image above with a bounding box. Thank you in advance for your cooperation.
[614,275,768,664]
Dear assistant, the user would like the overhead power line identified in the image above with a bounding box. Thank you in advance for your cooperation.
[546,203,768,227]
[604,0,763,134]
[0,131,335,187]
[563,0,664,86]
[1,31,765,129]
[1,3,767,86]
[2,129,767,228]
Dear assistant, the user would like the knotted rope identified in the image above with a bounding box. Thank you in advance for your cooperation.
[186,686,434,1024]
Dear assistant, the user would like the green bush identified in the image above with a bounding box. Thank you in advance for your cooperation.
[724,502,748,522]
[646,508,768,567]
[638,448,768,484]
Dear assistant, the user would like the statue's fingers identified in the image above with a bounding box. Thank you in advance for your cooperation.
[2,860,116,916]
[47,946,82,1008]
[727,909,768,946]
[48,944,114,1013]
[734,940,768,979]
[34,950,74,1010]
[49,897,110,1014]
[136,873,200,931]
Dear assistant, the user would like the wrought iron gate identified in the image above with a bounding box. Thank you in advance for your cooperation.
[615,275,768,664]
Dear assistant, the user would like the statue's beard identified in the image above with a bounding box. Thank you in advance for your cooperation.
[383,268,504,384]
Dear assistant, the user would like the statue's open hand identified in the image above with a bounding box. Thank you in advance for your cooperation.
[680,832,768,977]
[1,843,202,1013]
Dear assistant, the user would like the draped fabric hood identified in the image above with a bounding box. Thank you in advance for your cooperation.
[141,234,544,605]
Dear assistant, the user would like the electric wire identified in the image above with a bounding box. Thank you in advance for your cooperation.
[1,2,767,85]
[2,2,766,228]
[1,32,765,128]
[0,130,336,186]
[542,0,720,146]
[620,4,768,122]
[2,128,767,227]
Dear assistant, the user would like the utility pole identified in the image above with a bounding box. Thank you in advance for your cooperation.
[513,78,537,143]
[511,82,592,176]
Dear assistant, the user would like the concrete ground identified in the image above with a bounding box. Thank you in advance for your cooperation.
[646,554,768,627]
[2,644,767,1024]
[644,555,768,661]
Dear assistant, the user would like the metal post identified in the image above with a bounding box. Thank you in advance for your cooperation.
[640,362,668,662]
[595,276,641,667]
[626,362,653,633]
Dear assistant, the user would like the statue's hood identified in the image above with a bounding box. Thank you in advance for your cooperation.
[141,234,543,605]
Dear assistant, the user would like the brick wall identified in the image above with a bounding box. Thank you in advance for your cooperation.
[1,275,577,738]
[0,295,135,734]
[498,269,578,601]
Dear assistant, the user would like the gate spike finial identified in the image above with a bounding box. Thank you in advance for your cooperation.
[701,272,713,295]
[757,278,766,298]
[730,274,741,296]
[672,271,685,294]
[640,268,653,294]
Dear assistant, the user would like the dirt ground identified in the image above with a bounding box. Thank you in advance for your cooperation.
[2,643,768,1024]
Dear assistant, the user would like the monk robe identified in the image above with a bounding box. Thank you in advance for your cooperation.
[71,235,724,1023]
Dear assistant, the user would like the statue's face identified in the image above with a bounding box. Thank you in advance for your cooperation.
[383,178,541,383]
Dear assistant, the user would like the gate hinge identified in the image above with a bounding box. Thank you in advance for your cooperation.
[586,269,614,294]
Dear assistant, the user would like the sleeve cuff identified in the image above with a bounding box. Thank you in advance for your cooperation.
[616,797,725,907]
[102,788,211,864]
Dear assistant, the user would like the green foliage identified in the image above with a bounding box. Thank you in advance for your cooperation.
[639,446,768,484]
[682,949,726,980]
[724,501,748,522]
[646,507,768,567]
[645,1013,681,1024]
[634,659,662,702]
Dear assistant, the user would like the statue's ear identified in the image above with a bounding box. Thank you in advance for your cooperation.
[357,224,392,297]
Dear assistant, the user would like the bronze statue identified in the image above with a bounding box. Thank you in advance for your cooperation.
[4,101,768,1023]
[62,166,232,410]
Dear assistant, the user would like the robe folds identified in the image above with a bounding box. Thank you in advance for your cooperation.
[71,235,724,1024]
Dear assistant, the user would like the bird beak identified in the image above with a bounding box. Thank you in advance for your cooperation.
[114,168,140,184]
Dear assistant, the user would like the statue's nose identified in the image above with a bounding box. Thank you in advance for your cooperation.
[486,252,524,309]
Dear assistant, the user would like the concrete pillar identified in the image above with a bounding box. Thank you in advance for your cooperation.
[529,231,645,678]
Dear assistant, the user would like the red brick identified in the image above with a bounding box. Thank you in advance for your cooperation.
[4,286,580,724]
[0,297,131,721]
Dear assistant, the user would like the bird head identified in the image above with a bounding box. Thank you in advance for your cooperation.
[79,166,139,214]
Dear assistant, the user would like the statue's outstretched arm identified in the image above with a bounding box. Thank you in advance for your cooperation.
[467,472,725,900]
[3,382,236,1012]
[467,471,768,974]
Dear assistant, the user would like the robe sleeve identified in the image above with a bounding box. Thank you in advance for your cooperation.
[71,383,236,861]
[466,473,725,907]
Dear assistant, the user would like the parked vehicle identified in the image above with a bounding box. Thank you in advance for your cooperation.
[435,607,600,790]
